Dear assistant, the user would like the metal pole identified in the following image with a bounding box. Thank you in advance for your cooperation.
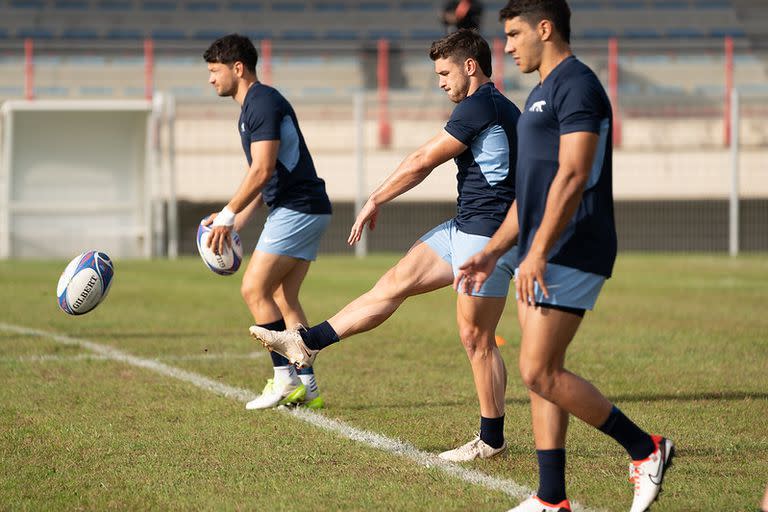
[724,36,734,147]
[166,94,178,259]
[354,90,368,258]
[492,38,504,93]
[261,39,272,86]
[144,38,154,101]
[24,38,34,100]
[729,88,739,257]
[377,38,391,149]
[608,37,621,147]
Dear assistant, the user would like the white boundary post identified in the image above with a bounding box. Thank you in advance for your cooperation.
[354,90,368,258]
[729,88,739,257]
[165,93,178,259]
[0,109,13,259]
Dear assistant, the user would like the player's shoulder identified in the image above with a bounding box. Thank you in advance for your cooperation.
[454,83,509,119]
[245,83,289,112]
[552,57,601,90]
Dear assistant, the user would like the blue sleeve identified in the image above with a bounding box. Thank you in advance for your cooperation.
[554,75,608,135]
[444,97,490,146]
[245,97,283,142]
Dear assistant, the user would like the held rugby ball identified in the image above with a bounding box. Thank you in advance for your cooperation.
[56,251,115,315]
[196,219,243,275]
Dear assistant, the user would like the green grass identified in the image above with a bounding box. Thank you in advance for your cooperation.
[1,254,767,511]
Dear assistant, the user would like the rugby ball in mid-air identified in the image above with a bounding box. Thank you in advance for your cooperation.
[196,219,243,275]
[56,251,115,315]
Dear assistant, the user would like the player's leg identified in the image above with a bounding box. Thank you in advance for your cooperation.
[438,293,508,462]
[273,260,324,409]
[327,240,453,337]
[438,225,518,462]
[250,222,456,366]
[510,265,673,512]
[273,259,310,328]
[242,250,309,409]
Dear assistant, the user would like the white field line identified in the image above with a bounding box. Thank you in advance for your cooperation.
[0,352,265,363]
[0,322,601,512]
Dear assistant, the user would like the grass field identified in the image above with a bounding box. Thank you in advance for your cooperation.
[1,253,767,511]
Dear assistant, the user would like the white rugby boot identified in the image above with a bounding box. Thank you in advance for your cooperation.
[506,496,571,512]
[249,325,318,368]
[629,435,675,512]
[245,377,306,410]
[507,496,571,512]
[438,434,507,462]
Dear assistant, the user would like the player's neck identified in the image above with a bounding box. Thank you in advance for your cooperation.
[537,44,573,83]
[467,77,491,97]
[233,77,258,106]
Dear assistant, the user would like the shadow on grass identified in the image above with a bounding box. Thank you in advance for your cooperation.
[340,391,768,411]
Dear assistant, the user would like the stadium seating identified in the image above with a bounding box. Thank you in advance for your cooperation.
[0,0,757,45]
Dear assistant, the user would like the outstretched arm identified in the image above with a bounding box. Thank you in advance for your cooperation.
[348,130,467,245]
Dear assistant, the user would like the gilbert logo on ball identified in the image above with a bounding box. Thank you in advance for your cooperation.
[196,219,243,275]
[57,251,115,315]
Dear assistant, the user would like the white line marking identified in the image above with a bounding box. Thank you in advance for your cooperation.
[0,322,600,512]
[0,352,265,363]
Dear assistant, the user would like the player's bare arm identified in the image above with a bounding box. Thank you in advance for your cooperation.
[233,193,263,232]
[348,130,467,245]
[516,131,598,306]
[207,140,279,254]
[454,201,519,294]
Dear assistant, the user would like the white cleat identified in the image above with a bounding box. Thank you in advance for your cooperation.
[245,377,306,410]
[437,435,507,462]
[506,496,572,512]
[249,325,318,368]
[629,435,675,512]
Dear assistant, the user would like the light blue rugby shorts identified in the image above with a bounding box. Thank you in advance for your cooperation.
[256,207,331,261]
[420,219,517,298]
[513,263,606,310]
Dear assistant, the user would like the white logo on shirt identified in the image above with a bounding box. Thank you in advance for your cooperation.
[241,122,246,132]
[529,100,547,113]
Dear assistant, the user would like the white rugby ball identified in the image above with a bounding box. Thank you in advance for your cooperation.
[56,251,115,315]
[196,219,243,275]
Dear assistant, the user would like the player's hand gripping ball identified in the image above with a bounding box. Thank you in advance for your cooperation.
[196,218,243,275]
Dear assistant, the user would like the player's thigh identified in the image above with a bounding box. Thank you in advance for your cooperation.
[378,240,454,296]
[519,306,582,369]
[456,294,506,340]
[242,249,306,296]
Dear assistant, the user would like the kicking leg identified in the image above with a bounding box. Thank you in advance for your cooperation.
[328,241,454,338]
[250,241,454,366]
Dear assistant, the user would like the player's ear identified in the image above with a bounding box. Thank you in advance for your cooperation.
[233,61,244,77]
[465,58,476,76]
[539,19,553,42]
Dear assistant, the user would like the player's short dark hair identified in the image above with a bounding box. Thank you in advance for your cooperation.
[203,34,258,73]
[429,29,492,78]
[499,0,571,44]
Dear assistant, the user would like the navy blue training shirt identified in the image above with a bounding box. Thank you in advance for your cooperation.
[444,82,520,237]
[516,56,617,278]
[239,83,332,214]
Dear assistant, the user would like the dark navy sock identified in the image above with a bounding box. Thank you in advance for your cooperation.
[479,415,505,449]
[300,321,340,351]
[536,448,567,504]
[599,405,655,460]
[296,366,314,375]
[258,319,290,367]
